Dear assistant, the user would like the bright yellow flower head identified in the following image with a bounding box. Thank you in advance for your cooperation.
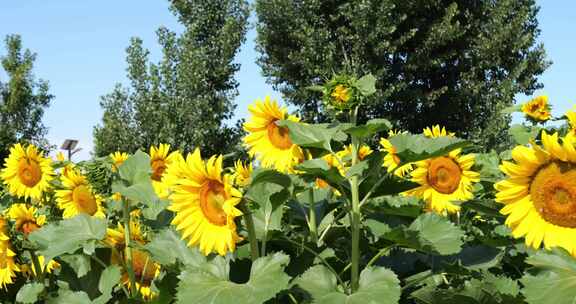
[0,217,19,289]
[565,108,576,142]
[56,152,66,162]
[380,130,414,177]
[8,204,46,236]
[404,149,479,214]
[521,95,551,122]
[110,151,129,172]
[165,148,243,256]
[149,144,181,198]
[495,131,576,255]
[1,144,54,201]
[55,168,105,218]
[423,125,455,138]
[21,255,60,278]
[331,84,351,105]
[243,96,304,173]
[232,160,253,188]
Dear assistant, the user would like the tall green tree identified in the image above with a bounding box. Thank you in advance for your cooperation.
[94,0,249,157]
[0,35,53,160]
[256,0,549,149]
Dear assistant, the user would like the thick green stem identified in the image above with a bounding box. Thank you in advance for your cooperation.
[29,250,44,283]
[308,187,318,244]
[122,200,137,297]
[349,107,361,293]
[241,202,260,261]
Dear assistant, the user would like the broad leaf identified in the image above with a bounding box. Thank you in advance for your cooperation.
[16,283,44,304]
[384,213,464,255]
[278,120,346,151]
[118,150,151,183]
[389,134,470,163]
[112,171,158,206]
[295,159,347,193]
[29,214,106,262]
[295,265,400,304]
[144,228,205,267]
[60,254,92,278]
[344,119,392,138]
[92,265,122,304]
[356,74,377,96]
[521,249,576,304]
[246,178,290,239]
[508,124,539,145]
[47,290,92,304]
[176,252,291,304]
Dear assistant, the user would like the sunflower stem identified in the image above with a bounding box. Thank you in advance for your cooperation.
[241,202,260,261]
[366,245,396,268]
[307,187,318,244]
[349,106,361,293]
[29,250,45,283]
[122,200,137,298]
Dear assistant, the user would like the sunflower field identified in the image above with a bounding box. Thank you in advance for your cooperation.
[0,74,574,304]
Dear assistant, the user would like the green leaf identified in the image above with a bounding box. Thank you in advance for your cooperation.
[344,119,392,138]
[112,171,159,206]
[59,254,91,278]
[92,265,122,304]
[144,228,205,267]
[29,214,106,262]
[278,120,346,151]
[246,182,288,239]
[355,74,377,96]
[521,249,576,304]
[294,159,347,193]
[250,168,292,189]
[142,198,170,220]
[389,134,470,163]
[508,124,540,145]
[176,252,291,304]
[16,283,44,304]
[295,265,400,304]
[47,290,92,304]
[384,213,464,255]
[118,150,151,183]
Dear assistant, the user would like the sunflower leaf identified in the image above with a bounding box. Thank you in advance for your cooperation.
[144,228,205,267]
[246,182,289,239]
[175,252,291,304]
[343,118,392,138]
[117,150,151,183]
[278,120,347,151]
[389,134,470,163]
[59,254,92,278]
[355,73,377,96]
[16,283,45,304]
[92,265,122,304]
[383,213,464,255]
[521,249,576,304]
[294,265,401,304]
[46,290,92,304]
[508,124,540,145]
[28,214,107,262]
[111,171,159,206]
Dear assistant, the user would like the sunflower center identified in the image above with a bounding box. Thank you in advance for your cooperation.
[72,185,98,215]
[427,157,461,194]
[200,181,228,226]
[131,249,157,285]
[17,158,42,187]
[20,221,40,236]
[267,121,293,150]
[530,162,576,228]
[150,159,167,181]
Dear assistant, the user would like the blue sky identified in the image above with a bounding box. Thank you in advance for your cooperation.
[0,1,573,160]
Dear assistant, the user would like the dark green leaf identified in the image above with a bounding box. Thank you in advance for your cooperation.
[59,254,91,278]
[389,134,470,163]
[278,120,346,151]
[344,119,392,138]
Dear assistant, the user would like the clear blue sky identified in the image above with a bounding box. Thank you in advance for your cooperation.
[0,1,573,160]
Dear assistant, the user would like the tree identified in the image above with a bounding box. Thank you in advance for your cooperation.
[255,0,549,149]
[0,35,53,160]
[94,0,249,157]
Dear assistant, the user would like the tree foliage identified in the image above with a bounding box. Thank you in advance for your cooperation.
[255,0,550,149]
[93,0,249,156]
[0,35,52,160]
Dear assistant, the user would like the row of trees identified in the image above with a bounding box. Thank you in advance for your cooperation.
[1,0,550,158]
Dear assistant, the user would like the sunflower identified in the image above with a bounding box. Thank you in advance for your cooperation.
[110,151,129,172]
[0,217,19,289]
[232,160,253,188]
[21,255,60,277]
[55,168,105,218]
[1,144,54,201]
[380,130,414,177]
[243,96,304,172]
[314,153,343,194]
[565,108,576,142]
[494,131,576,254]
[123,249,160,300]
[105,220,145,253]
[8,204,46,236]
[331,84,351,105]
[404,149,479,214]
[423,125,455,138]
[521,95,551,122]
[149,144,180,198]
[165,148,243,256]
